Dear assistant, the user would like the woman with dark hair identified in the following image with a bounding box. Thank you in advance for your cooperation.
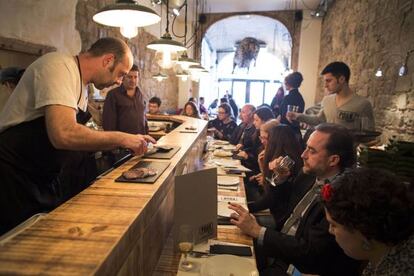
[207,103,237,141]
[279,71,305,147]
[237,106,274,163]
[248,124,304,230]
[182,101,200,118]
[322,168,414,276]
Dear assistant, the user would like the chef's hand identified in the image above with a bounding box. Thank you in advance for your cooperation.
[123,134,156,155]
[286,111,300,123]
[228,203,261,238]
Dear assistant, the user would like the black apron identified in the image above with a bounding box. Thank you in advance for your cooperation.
[0,117,68,233]
[0,57,97,234]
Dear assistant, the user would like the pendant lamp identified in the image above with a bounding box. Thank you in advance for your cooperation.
[147,0,186,67]
[93,0,160,39]
[176,71,189,81]
[176,52,199,70]
[152,72,168,82]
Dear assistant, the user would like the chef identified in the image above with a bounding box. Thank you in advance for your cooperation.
[0,37,155,234]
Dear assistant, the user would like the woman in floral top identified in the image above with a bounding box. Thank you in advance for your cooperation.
[322,168,414,276]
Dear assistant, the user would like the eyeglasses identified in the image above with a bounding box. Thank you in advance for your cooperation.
[218,111,227,115]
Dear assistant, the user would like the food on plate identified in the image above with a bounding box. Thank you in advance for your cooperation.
[213,149,233,157]
[122,167,157,179]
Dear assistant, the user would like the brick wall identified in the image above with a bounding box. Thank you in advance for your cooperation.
[317,0,414,142]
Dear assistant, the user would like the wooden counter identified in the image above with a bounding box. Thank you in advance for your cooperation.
[0,115,208,275]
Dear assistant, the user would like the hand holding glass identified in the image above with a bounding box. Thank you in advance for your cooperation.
[178,225,195,271]
[266,156,295,186]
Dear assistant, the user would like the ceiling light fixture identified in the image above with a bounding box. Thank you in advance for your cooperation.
[176,52,199,70]
[93,0,160,39]
[152,72,168,82]
[176,71,189,81]
[310,0,329,18]
[147,0,186,68]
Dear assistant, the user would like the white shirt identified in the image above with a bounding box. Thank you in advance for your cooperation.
[0,52,87,132]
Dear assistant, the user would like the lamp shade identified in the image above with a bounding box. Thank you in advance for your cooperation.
[152,72,168,81]
[147,32,187,52]
[176,52,199,69]
[93,0,160,27]
[188,64,205,72]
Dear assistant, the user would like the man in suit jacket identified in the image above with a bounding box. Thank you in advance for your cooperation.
[229,123,362,275]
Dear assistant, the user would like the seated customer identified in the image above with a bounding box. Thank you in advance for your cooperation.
[250,123,303,231]
[237,106,274,171]
[148,96,162,115]
[322,168,414,276]
[207,103,237,141]
[229,123,361,275]
[231,104,256,146]
[181,101,200,118]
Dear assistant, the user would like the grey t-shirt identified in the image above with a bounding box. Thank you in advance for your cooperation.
[297,93,375,130]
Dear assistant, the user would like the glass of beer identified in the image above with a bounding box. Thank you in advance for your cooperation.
[266,156,295,186]
[178,224,195,271]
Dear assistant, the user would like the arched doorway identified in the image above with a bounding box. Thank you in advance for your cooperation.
[199,15,292,110]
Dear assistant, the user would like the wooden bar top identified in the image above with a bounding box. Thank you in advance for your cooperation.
[0,115,208,275]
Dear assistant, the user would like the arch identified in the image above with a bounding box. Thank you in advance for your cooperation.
[195,10,301,70]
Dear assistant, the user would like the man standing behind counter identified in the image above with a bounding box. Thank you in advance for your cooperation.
[0,37,155,235]
[102,64,148,134]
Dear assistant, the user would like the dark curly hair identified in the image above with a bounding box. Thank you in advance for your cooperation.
[324,168,414,245]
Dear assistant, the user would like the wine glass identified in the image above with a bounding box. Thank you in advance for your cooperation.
[266,156,295,186]
[178,224,195,271]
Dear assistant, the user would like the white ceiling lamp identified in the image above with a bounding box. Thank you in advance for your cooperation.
[176,71,189,81]
[93,0,160,39]
[147,0,186,68]
[176,52,199,70]
[152,72,168,82]
[188,64,205,73]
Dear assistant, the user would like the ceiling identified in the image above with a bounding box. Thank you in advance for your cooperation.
[203,0,321,13]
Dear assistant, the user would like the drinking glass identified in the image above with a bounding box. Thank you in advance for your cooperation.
[266,156,295,186]
[178,225,195,271]
[287,105,299,112]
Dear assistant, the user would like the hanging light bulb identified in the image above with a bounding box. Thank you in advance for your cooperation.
[176,71,189,81]
[120,26,138,39]
[176,52,199,70]
[172,8,180,16]
[398,64,407,77]
[147,0,186,63]
[152,72,168,82]
[93,0,160,36]
[375,67,383,77]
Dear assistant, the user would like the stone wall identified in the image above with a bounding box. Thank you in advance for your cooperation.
[76,0,179,113]
[318,0,414,142]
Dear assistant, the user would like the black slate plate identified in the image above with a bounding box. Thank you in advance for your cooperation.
[144,146,181,159]
[115,160,170,184]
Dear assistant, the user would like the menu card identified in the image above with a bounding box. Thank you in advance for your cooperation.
[174,168,218,246]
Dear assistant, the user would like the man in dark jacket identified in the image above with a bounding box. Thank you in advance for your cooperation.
[229,123,361,275]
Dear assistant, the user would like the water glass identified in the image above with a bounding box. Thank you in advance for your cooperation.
[178,225,195,271]
[266,156,295,186]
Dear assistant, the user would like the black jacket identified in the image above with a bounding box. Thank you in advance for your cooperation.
[260,172,361,276]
